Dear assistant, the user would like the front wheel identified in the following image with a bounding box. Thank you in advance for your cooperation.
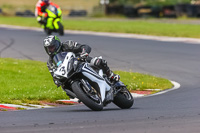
[57,21,64,36]
[44,27,52,35]
[71,81,103,111]
[113,87,134,109]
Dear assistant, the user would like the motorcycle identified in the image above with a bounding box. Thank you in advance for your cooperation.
[38,5,64,35]
[53,52,134,111]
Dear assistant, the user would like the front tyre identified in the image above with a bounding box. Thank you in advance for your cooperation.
[57,21,64,36]
[71,81,103,111]
[44,27,52,35]
[113,87,134,109]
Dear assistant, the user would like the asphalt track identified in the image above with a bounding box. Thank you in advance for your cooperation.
[0,27,200,133]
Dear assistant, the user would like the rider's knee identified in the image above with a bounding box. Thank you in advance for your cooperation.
[90,57,107,69]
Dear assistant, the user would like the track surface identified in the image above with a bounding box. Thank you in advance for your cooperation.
[0,27,200,133]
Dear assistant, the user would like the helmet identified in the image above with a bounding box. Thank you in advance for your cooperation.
[43,35,61,56]
[41,0,50,6]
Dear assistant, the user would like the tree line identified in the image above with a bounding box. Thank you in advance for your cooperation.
[109,0,191,6]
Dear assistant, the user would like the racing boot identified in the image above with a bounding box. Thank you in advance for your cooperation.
[90,57,120,82]
[107,70,120,82]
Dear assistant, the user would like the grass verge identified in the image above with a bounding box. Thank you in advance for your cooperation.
[115,71,173,92]
[0,16,200,38]
[0,58,68,104]
[0,58,173,104]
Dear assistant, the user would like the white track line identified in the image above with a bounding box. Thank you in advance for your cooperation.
[0,81,180,110]
[1,24,200,44]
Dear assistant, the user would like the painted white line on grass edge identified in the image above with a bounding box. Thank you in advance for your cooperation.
[143,80,181,98]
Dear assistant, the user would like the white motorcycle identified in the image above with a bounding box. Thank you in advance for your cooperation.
[53,52,134,111]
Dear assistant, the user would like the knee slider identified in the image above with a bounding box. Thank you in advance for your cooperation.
[90,57,107,68]
[90,57,101,66]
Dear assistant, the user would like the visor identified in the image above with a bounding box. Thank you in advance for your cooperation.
[47,42,59,55]
[48,45,56,53]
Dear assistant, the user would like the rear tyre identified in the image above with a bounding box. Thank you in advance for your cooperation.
[57,21,64,36]
[113,87,134,109]
[72,81,103,111]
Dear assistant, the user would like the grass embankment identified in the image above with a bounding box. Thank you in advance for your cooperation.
[0,16,200,38]
[0,58,173,104]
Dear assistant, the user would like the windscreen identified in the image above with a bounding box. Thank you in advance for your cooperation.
[47,5,58,15]
[53,52,68,67]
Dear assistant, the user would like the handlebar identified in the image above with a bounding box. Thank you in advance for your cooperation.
[76,57,86,62]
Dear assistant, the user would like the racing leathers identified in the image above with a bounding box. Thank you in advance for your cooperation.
[35,0,60,24]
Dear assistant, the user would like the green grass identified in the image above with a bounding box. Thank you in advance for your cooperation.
[0,58,68,104]
[0,58,173,104]
[0,16,38,27]
[0,16,200,38]
[115,71,173,91]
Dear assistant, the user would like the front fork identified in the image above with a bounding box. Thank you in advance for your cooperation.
[80,79,93,93]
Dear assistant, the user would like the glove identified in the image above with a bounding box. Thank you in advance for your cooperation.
[80,48,89,59]
[80,52,89,58]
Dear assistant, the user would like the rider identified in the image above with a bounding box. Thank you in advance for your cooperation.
[43,35,120,96]
[35,0,60,25]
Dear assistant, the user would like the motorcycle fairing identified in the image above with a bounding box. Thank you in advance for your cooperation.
[46,18,61,29]
[81,63,111,102]
[113,81,126,88]
[45,5,62,30]
[54,52,75,78]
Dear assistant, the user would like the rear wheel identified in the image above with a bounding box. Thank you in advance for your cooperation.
[113,87,134,109]
[72,81,103,111]
[57,21,64,36]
